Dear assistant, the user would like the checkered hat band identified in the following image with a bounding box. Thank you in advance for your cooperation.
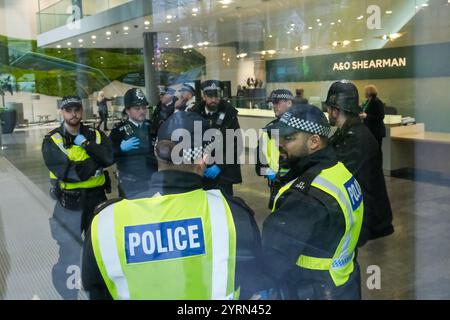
[287,117,331,137]
[271,93,294,100]
[182,146,204,162]
[61,98,81,108]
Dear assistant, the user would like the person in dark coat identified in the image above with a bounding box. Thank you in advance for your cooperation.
[96,91,114,131]
[326,80,394,246]
[190,80,242,196]
[360,85,386,148]
[109,88,157,199]
[149,87,177,141]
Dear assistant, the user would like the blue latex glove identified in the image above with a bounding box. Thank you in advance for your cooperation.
[204,165,221,179]
[120,137,140,152]
[74,134,87,146]
[266,168,277,182]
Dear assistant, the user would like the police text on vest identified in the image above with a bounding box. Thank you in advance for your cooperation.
[125,218,205,264]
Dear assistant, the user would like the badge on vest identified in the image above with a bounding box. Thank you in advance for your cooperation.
[344,176,363,211]
[124,218,206,264]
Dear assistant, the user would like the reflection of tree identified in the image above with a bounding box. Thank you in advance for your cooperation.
[0,210,11,299]
[0,74,14,107]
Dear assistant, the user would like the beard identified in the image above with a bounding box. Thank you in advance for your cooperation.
[65,117,81,127]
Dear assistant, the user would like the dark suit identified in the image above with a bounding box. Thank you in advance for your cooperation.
[363,96,386,148]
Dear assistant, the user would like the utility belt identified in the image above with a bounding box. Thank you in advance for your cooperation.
[55,171,111,211]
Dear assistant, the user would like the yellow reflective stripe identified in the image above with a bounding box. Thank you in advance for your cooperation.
[95,130,101,144]
[60,174,105,190]
[296,255,332,271]
[271,179,296,212]
[50,133,68,156]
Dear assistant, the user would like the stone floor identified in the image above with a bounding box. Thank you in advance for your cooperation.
[1,125,450,299]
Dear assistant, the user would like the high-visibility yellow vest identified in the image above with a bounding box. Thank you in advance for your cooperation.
[260,131,280,174]
[49,131,105,190]
[90,189,238,300]
[272,162,364,287]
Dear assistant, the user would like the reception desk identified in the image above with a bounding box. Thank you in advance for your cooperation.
[383,123,450,177]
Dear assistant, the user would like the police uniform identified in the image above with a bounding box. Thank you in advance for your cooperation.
[190,80,242,196]
[82,111,271,300]
[326,81,393,246]
[176,83,196,112]
[256,89,295,208]
[42,96,114,234]
[261,104,364,300]
[109,88,157,199]
[149,87,177,141]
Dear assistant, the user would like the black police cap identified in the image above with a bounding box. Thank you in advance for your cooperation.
[124,88,149,108]
[325,80,360,114]
[60,96,82,109]
[201,80,222,97]
[269,103,331,137]
[267,89,294,102]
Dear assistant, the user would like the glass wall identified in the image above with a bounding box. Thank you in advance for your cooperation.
[0,0,450,300]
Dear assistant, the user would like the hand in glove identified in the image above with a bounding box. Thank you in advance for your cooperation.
[120,137,140,152]
[74,134,87,147]
[204,165,221,179]
[266,168,277,182]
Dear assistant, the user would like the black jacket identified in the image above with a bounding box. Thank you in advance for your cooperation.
[261,146,361,300]
[363,96,386,142]
[42,123,114,183]
[331,117,394,245]
[82,170,272,300]
[149,100,176,139]
[109,119,157,180]
[190,100,243,187]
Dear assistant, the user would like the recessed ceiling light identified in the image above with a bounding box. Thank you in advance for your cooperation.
[268,34,273,38]
[166,14,173,19]
[222,5,228,8]
[330,22,335,25]
[78,39,83,43]
[145,26,149,30]
[386,10,393,14]
[332,41,338,47]
[316,18,321,22]
[337,19,342,23]
[107,37,111,40]
[92,41,96,44]
[422,3,429,7]
[357,15,364,20]
[165,37,169,40]
[106,31,111,35]
[308,26,313,30]
[220,0,232,4]
[286,31,291,34]
[318,22,322,26]
[124,32,128,35]
[343,40,351,46]
[267,50,276,55]
[56,45,61,48]
[91,35,96,39]
[192,8,199,12]
[354,38,363,42]
[123,26,129,31]
[301,45,310,50]
[144,20,150,25]
[67,42,72,46]
[192,13,197,16]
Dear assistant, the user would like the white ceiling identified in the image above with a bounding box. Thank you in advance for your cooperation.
[42,0,450,58]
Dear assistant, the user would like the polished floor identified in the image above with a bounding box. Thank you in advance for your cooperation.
[1,125,450,299]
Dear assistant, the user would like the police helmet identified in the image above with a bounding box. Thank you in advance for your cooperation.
[124,88,149,108]
[325,80,360,114]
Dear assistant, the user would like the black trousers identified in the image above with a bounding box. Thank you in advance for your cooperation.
[97,113,108,131]
[80,187,107,235]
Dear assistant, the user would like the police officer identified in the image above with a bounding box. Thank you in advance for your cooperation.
[42,95,114,235]
[149,86,177,141]
[256,89,295,208]
[174,82,196,112]
[109,88,157,199]
[190,80,242,196]
[261,104,363,300]
[326,80,394,246]
[82,111,271,299]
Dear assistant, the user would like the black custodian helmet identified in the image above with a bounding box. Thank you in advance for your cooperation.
[325,80,361,114]
[124,88,149,108]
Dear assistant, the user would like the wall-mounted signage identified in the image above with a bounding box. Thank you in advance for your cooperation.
[266,42,450,82]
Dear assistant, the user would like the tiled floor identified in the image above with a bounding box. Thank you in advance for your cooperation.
[1,125,450,299]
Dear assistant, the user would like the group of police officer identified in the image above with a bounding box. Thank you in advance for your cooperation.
[42,79,393,300]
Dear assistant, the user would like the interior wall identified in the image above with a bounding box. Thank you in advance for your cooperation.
[267,77,450,133]
[0,0,39,39]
